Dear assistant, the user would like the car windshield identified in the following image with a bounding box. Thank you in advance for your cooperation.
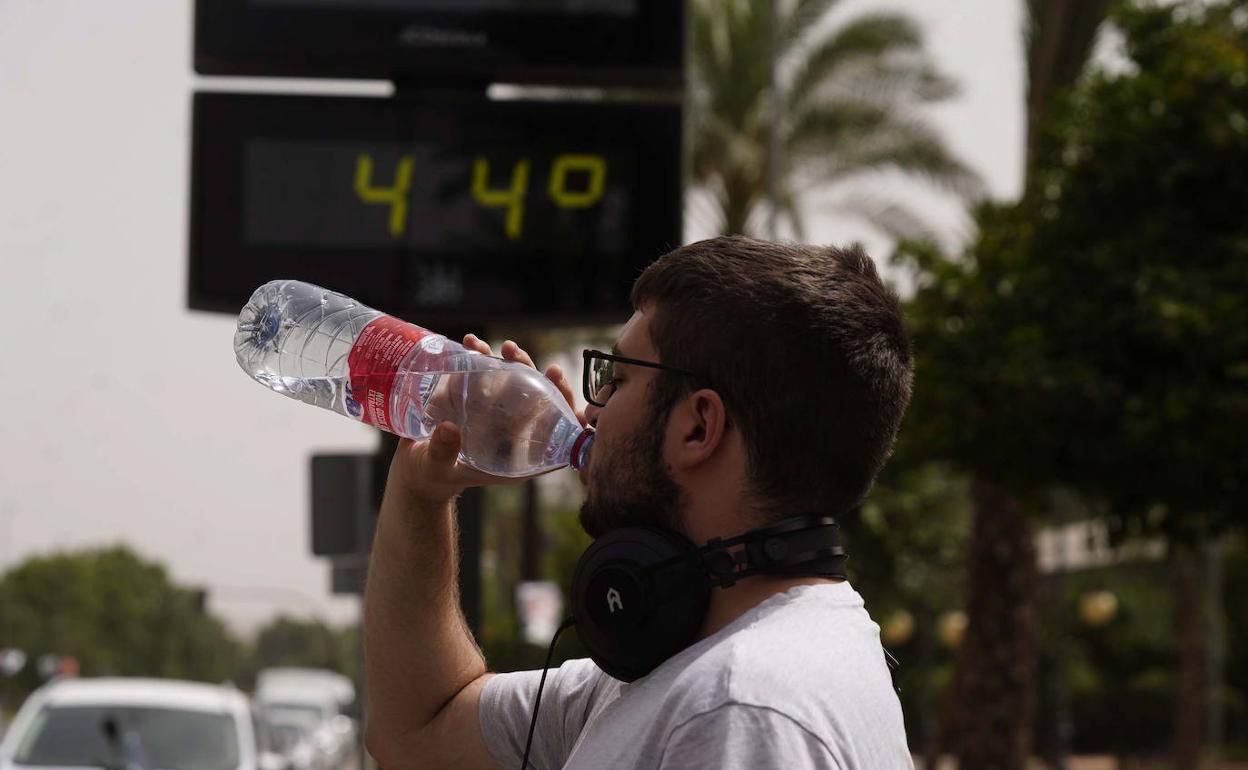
[12,705,239,770]
[264,703,324,724]
[269,723,307,751]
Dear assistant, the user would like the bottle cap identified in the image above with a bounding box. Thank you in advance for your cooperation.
[571,429,595,471]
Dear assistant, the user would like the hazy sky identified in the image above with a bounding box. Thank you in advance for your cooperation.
[0,0,1023,637]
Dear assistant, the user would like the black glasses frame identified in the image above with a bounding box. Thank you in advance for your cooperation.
[581,349,699,407]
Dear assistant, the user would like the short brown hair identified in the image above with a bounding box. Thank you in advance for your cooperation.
[631,235,913,522]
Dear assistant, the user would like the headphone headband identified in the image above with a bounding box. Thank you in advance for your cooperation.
[698,515,847,588]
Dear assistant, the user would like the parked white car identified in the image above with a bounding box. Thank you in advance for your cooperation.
[255,669,356,767]
[0,677,288,770]
[267,717,328,770]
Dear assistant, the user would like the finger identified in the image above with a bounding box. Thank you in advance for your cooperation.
[545,363,575,403]
[427,421,462,468]
[463,333,493,356]
[546,363,587,426]
[500,340,536,369]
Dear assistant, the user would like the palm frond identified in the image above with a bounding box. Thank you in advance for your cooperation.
[784,101,895,154]
[786,13,927,113]
[830,194,939,241]
[691,114,733,182]
[688,0,976,240]
[781,0,844,51]
[792,117,984,199]
[790,57,958,122]
[828,58,959,106]
[690,0,720,84]
[708,0,772,125]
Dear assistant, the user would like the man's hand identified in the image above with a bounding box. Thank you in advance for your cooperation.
[386,334,586,506]
[387,422,516,506]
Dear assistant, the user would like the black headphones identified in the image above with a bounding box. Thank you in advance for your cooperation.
[568,515,848,683]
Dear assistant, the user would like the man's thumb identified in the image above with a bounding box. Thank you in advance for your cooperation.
[427,422,461,466]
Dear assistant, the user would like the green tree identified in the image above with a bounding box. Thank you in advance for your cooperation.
[1018,6,1248,763]
[0,546,242,704]
[890,1,1113,767]
[901,2,1248,766]
[688,0,980,238]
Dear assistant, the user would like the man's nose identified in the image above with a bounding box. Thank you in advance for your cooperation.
[584,401,602,427]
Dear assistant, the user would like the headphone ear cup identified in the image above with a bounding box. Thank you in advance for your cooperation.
[571,527,710,682]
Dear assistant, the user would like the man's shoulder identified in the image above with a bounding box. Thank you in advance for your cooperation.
[609,584,908,768]
[655,583,888,712]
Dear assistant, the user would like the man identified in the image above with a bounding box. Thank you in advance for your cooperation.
[364,236,914,769]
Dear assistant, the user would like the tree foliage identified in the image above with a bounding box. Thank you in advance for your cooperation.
[688,0,980,238]
[1024,0,1248,535]
[254,616,346,672]
[901,0,1248,537]
[241,616,360,698]
[0,546,241,703]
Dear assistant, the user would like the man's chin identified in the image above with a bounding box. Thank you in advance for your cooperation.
[578,497,609,539]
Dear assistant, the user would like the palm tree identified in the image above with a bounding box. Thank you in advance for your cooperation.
[688,0,981,240]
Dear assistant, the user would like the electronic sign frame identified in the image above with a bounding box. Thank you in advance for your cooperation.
[194,0,684,87]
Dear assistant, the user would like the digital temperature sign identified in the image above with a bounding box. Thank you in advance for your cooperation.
[189,91,682,324]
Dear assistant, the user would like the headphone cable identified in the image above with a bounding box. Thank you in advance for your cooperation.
[521,616,577,770]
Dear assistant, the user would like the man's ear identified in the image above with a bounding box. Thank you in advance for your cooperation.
[667,389,728,470]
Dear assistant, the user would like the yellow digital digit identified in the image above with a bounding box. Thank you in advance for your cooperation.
[471,157,530,240]
[354,154,414,237]
[549,154,607,209]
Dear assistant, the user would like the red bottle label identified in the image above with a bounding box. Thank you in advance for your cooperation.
[346,316,431,433]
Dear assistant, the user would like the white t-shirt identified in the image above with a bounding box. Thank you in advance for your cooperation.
[479,582,913,769]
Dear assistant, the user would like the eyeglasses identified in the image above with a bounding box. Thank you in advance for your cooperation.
[582,349,699,408]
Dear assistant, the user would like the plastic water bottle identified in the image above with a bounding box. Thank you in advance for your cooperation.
[234,280,594,478]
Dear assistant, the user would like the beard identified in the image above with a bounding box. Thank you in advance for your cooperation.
[578,402,685,539]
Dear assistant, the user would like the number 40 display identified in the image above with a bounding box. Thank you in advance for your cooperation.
[354,153,608,240]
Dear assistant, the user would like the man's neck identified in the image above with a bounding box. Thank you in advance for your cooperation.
[696,574,844,641]
[676,471,843,641]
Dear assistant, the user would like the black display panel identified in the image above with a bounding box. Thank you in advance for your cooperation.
[194,0,683,86]
[254,0,635,11]
[189,91,682,324]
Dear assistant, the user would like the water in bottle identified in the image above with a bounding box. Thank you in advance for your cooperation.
[234,280,593,478]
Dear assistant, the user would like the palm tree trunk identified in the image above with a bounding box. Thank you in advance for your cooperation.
[723,187,753,236]
[1172,541,1205,770]
[948,477,1039,770]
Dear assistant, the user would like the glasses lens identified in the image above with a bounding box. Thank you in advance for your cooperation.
[590,355,614,405]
